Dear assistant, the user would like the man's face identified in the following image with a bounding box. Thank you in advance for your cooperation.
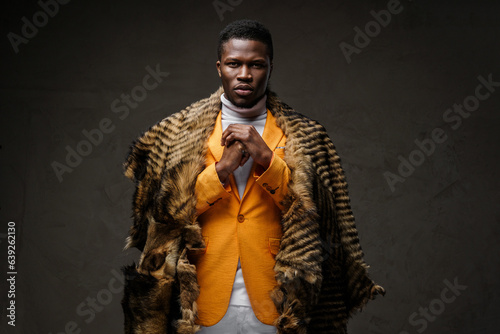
[217,38,272,108]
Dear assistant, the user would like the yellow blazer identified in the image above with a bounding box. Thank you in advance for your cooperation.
[191,110,290,326]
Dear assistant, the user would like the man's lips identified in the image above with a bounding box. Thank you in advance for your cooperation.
[234,85,253,96]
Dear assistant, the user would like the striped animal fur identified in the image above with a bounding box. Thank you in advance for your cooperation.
[121,87,384,333]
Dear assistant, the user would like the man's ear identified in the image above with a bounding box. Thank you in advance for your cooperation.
[216,60,222,77]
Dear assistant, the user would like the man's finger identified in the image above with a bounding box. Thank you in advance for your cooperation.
[221,124,255,146]
[240,153,250,166]
[221,128,238,146]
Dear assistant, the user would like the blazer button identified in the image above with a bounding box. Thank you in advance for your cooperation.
[262,183,268,188]
[237,214,245,223]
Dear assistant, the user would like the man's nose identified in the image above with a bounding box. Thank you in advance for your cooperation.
[237,65,252,81]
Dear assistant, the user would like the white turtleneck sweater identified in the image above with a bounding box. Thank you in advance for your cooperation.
[220,93,267,308]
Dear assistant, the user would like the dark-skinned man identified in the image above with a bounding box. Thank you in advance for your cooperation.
[122,19,384,334]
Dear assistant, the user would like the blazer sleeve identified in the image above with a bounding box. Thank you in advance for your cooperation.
[254,152,291,211]
[195,162,232,215]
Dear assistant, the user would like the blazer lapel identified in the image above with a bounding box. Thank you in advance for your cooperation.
[262,109,285,151]
[240,110,285,200]
[207,111,223,162]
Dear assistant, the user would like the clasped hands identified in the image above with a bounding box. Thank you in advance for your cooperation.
[215,124,273,184]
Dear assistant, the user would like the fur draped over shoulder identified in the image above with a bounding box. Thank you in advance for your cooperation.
[121,87,385,334]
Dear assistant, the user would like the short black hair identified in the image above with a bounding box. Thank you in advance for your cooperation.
[217,19,273,61]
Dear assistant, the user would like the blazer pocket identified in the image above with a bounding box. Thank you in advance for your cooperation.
[187,236,208,256]
[268,238,281,257]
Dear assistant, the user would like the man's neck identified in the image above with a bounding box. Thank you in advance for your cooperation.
[221,93,267,118]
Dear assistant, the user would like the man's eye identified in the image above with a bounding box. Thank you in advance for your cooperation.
[251,63,264,68]
[227,62,238,67]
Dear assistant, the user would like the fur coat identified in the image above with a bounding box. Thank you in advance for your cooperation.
[121,87,385,333]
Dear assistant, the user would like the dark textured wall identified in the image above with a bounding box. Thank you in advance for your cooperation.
[1,0,499,333]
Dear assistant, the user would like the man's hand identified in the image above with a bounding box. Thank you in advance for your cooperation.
[221,124,273,169]
[215,140,247,184]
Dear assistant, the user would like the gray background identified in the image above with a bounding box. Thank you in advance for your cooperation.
[1,0,499,333]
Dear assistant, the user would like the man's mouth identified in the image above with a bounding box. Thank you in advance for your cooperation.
[234,85,253,96]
